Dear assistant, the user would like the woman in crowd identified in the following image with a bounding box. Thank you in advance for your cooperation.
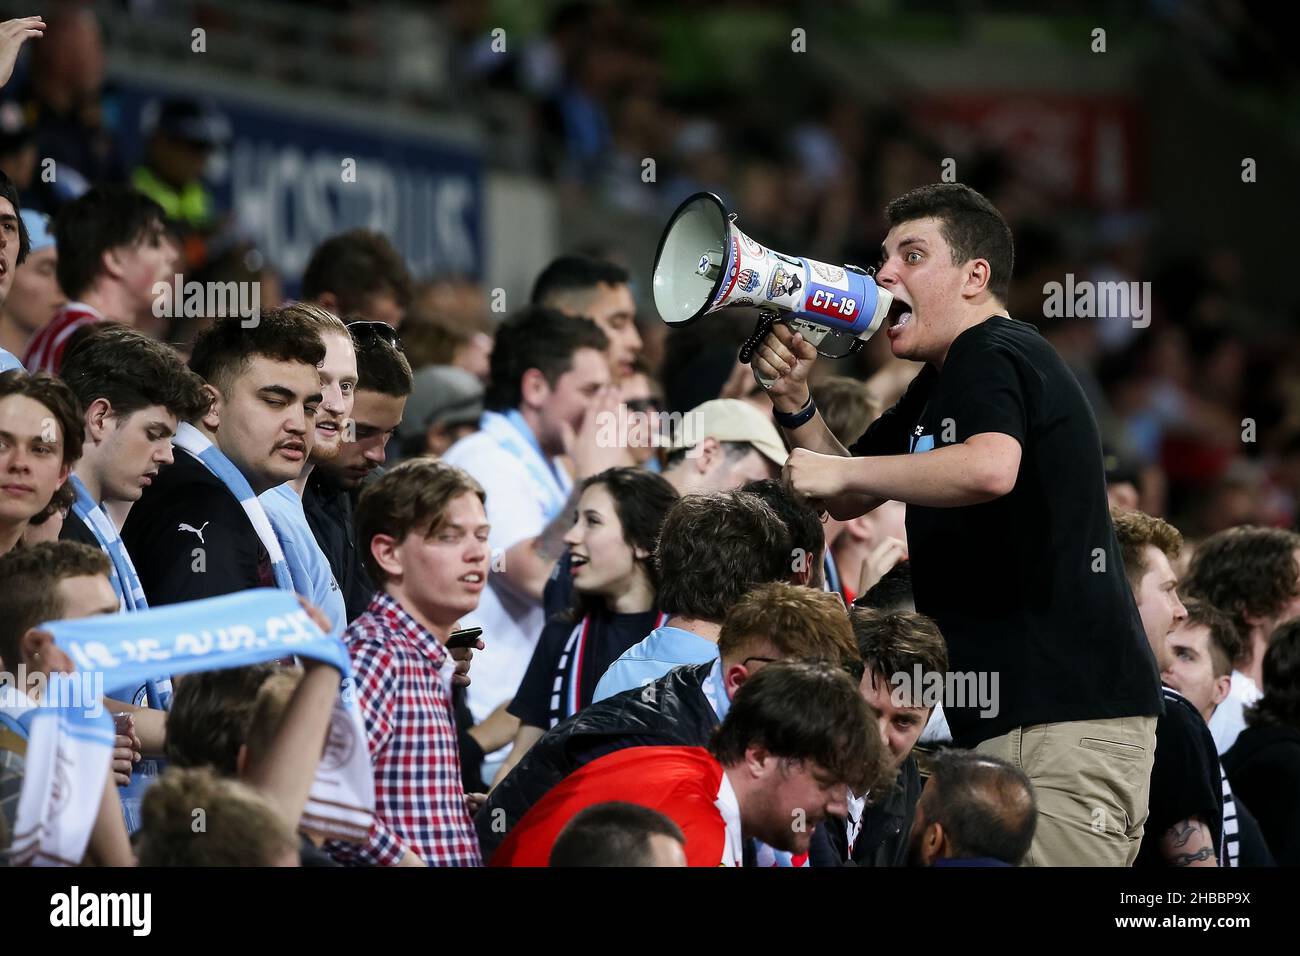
[494,467,678,785]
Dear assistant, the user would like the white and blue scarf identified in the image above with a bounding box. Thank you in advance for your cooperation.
[172,422,293,591]
[5,589,375,866]
[68,474,148,612]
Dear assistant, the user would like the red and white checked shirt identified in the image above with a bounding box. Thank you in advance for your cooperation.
[326,592,481,867]
[22,302,105,374]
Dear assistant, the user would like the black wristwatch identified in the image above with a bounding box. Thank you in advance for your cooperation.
[773,394,817,430]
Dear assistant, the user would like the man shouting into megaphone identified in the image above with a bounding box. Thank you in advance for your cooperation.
[753,182,1164,868]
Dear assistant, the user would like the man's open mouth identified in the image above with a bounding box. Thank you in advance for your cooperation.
[887,294,913,331]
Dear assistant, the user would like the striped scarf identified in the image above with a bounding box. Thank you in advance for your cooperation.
[68,474,148,612]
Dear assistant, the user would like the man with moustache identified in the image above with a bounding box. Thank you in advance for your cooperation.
[258,305,357,635]
[122,309,325,603]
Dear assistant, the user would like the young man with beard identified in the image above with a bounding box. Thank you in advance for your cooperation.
[303,322,413,623]
[906,750,1037,867]
[755,182,1162,866]
[121,310,324,603]
[491,661,881,867]
[23,186,176,374]
[258,305,357,634]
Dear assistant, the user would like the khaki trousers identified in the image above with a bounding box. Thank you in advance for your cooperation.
[975,715,1157,866]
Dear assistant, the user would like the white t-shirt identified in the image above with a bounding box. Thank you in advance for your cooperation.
[1208,670,1261,755]
[441,411,572,725]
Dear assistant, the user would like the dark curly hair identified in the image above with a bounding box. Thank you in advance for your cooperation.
[1246,618,1300,730]
[1184,526,1300,665]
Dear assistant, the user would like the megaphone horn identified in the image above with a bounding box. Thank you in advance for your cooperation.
[652,192,894,387]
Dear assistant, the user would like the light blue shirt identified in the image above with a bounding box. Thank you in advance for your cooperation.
[593,625,718,702]
[259,482,346,636]
[0,348,23,373]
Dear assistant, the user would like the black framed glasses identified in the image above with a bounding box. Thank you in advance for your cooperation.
[347,320,402,351]
[740,656,778,668]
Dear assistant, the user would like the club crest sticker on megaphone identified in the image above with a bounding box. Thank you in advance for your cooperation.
[652,192,893,387]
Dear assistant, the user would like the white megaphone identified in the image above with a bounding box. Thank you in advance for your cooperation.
[652,192,893,387]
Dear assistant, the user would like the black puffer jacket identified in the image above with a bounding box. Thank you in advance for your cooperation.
[477,662,719,860]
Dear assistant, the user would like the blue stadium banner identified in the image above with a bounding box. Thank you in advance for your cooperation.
[111,80,484,284]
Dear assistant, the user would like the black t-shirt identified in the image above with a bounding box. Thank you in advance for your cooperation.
[1135,687,1225,867]
[849,316,1162,746]
[58,510,100,548]
[509,603,661,730]
[121,449,273,605]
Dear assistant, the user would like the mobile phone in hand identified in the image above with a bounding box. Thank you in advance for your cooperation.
[446,626,483,650]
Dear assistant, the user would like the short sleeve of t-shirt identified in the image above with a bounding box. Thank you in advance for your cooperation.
[932,333,1029,447]
[848,365,936,457]
[509,616,573,728]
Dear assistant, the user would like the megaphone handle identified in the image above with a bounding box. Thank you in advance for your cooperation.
[738,314,774,377]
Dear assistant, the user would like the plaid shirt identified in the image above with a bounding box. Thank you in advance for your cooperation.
[326,592,481,867]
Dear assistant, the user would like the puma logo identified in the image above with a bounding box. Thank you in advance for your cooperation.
[178,521,209,544]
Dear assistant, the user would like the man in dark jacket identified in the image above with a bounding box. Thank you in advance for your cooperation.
[809,607,948,867]
[478,583,863,860]
[303,321,412,622]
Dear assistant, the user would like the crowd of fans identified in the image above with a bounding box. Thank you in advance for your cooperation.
[0,7,1296,869]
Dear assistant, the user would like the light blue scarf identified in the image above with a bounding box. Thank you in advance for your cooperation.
[479,410,571,519]
[8,589,375,866]
[68,474,148,612]
[172,422,292,590]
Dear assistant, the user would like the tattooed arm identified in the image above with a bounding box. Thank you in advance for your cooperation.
[1160,817,1219,867]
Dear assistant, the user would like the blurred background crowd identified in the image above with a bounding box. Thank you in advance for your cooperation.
[0,0,1296,549]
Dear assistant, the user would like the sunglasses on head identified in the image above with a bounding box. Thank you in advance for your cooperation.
[347,320,402,351]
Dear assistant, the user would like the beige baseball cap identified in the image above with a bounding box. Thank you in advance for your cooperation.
[668,398,789,466]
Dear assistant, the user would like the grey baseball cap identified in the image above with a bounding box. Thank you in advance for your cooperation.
[397,365,485,443]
